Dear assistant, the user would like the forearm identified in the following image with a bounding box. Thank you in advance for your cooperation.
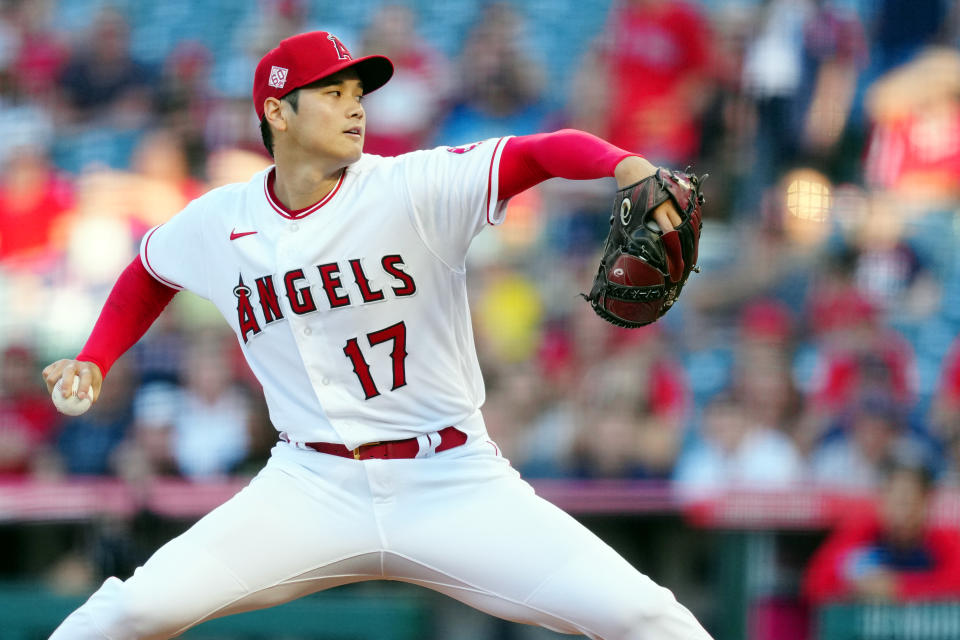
[77,255,178,377]
[498,129,656,199]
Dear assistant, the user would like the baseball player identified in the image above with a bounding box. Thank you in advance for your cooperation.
[44,31,712,640]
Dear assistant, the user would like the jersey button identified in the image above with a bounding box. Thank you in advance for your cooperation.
[303,327,312,336]
[290,223,299,232]
[322,377,330,385]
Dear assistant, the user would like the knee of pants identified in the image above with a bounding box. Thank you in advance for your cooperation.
[85,576,186,639]
[611,578,674,629]
[606,578,709,640]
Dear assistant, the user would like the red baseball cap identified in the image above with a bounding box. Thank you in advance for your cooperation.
[253,31,393,120]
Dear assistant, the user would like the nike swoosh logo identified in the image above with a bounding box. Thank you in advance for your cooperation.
[230,229,258,241]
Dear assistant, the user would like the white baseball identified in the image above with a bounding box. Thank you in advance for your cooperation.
[52,377,93,416]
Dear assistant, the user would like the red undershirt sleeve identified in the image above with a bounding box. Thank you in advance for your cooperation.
[76,255,178,378]
[497,129,639,201]
[76,132,634,377]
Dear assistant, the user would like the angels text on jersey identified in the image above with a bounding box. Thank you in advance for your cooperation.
[233,253,417,344]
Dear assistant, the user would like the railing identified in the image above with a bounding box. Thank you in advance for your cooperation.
[819,603,960,640]
[6,479,960,640]
[2,478,960,528]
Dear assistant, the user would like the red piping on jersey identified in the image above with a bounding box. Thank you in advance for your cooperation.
[142,226,184,290]
[264,168,346,219]
[485,137,506,225]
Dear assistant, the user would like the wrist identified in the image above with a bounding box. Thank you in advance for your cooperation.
[75,356,107,380]
[614,155,657,189]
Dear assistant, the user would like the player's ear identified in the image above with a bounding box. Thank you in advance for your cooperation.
[263,97,288,132]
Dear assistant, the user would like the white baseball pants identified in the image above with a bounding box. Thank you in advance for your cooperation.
[50,437,712,640]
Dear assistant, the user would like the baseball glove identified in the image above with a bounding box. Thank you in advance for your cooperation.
[583,167,705,328]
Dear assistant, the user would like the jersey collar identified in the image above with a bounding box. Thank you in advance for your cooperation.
[263,167,346,219]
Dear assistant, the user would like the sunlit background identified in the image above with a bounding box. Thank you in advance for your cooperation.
[3,0,960,638]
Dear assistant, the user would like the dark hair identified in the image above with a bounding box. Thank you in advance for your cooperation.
[881,444,936,492]
[259,90,301,158]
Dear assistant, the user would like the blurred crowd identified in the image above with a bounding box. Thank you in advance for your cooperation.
[2,0,960,533]
[5,0,960,628]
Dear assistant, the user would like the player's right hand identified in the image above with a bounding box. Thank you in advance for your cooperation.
[42,359,103,403]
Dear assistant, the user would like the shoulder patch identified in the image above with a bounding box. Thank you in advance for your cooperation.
[445,141,483,154]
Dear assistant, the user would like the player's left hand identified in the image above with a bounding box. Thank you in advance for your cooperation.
[584,161,705,328]
[650,199,683,233]
[42,359,103,404]
[613,156,682,232]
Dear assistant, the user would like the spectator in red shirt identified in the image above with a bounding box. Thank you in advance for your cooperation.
[863,48,960,203]
[571,0,714,166]
[803,455,960,604]
[0,146,74,264]
[513,302,686,479]
[806,284,915,414]
[567,328,689,479]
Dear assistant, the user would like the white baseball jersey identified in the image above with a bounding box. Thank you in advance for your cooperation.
[140,138,510,449]
[57,134,713,640]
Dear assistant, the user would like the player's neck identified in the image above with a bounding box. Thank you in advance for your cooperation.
[271,162,346,211]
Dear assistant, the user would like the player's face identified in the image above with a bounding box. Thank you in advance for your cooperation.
[286,70,366,165]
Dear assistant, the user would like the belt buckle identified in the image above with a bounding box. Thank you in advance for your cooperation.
[353,441,381,460]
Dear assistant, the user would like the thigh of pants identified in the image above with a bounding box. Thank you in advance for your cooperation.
[369,441,711,640]
[52,447,387,639]
[53,440,710,640]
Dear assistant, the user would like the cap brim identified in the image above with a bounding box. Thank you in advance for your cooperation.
[291,54,394,96]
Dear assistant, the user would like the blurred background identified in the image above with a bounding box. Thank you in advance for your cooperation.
[3,0,960,638]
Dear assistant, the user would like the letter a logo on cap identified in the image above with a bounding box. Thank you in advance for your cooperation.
[327,34,351,60]
[268,65,288,89]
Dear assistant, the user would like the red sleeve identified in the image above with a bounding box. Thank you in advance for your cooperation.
[895,528,960,600]
[497,129,638,201]
[802,513,881,605]
[76,255,177,378]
